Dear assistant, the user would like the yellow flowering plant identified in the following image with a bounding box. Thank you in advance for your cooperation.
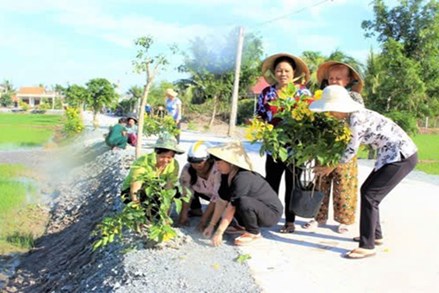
[246,84,351,167]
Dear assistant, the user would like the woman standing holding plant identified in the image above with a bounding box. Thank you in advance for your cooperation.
[310,85,418,259]
[255,53,311,233]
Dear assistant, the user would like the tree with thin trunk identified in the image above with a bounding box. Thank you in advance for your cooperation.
[86,78,119,128]
[132,36,174,158]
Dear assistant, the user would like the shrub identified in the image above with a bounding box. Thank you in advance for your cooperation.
[63,107,84,137]
[385,111,418,135]
[237,98,255,125]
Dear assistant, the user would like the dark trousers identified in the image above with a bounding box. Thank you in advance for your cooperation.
[189,192,210,210]
[265,154,297,223]
[235,197,282,235]
[359,153,418,249]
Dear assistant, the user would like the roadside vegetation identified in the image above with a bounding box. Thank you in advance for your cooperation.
[0,164,49,254]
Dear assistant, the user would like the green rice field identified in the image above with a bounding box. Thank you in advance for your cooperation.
[0,113,62,147]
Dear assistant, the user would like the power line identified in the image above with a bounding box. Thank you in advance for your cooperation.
[251,0,333,27]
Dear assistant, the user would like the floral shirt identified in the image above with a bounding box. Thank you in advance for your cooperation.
[179,163,221,202]
[341,108,417,171]
[256,84,311,124]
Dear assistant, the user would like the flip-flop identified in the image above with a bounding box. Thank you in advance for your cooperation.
[234,232,261,246]
[302,220,318,231]
[344,248,376,259]
[279,223,295,233]
[353,236,384,246]
[337,224,350,234]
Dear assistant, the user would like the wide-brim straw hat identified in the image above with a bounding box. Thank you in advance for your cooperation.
[165,88,178,97]
[309,85,364,113]
[150,132,184,154]
[316,61,364,93]
[261,53,310,85]
[208,141,254,171]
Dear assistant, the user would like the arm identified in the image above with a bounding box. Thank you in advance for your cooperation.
[197,201,215,232]
[176,99,182,123]
[203,198,227,238]
[211,203,235,247]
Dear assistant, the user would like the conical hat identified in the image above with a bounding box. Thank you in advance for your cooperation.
[261,53,310,85]
[316,61,364,93]
[207,141,254,171]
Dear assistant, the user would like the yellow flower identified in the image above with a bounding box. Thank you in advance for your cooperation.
[314,89,323,100]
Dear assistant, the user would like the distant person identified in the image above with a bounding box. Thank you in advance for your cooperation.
[105,117,128,150]
[302,61,365,234]
[255,52,311,234]
[310,85,418,259]
[126,116,138,147]
[178,141,222,231]
[165,88,182,143]
[145,103,152,115]
[156,105,166,119]
[203,142,283,246]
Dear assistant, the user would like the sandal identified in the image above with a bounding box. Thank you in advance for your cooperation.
[225,224,246,235]
[279,223,295,233]
[353,236,384,246]
[302,220,319,231]
[337,224,350,234]
[344,248,376,259]
[234,232,261,246]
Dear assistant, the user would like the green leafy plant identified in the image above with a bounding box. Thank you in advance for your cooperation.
[92,171,190,250]
[235,253,252,264]
[246,85,351,167]
[143,114,180,137]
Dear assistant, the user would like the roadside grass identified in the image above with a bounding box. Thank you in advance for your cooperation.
[0,164,48,254]
[0,113,62,147]
[358,134,439,175]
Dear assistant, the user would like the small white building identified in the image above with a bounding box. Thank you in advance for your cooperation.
[14,87,62,108]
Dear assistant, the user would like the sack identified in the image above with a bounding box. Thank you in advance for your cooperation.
[288,164,324,218]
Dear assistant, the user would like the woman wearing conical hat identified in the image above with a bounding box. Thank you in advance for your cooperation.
[202,142,283,246]
[255,53,312,234]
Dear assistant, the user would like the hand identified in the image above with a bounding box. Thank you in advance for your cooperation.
[212,230,224,247]
[196,221,207,232]
[313,166,335,177]
[178,215,190,227]
[203,225,214,238]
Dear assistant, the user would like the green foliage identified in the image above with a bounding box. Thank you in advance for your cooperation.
[237,98,255,125]
[5,232,35,249]
[247,86,351,166]
[93,172,190,250]
[86,78,119,116]
[64,84,90,108]
[63,107,84,137]
[143,115,180,137]
[385,111,419,135]
[19,101,30,111]
[362,0,439,118]
[235,253,252,264]
[178,27,263,115]
[0,92,13,107]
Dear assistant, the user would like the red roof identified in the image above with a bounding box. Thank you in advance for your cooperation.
[251,77,269,94]
[17,87,46,95]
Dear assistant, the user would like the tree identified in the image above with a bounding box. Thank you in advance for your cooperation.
[86,78,119,128]
[362,0,439,118]
[179,27,263,129]
[0,80,15,107]
[132,36,174,158]
[64,84,89,109]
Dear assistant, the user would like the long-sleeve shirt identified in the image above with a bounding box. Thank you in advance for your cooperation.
[341,108,417,171]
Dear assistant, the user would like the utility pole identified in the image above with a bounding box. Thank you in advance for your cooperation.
[228,26,244,136]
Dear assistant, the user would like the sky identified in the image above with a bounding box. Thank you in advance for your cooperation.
[0,0,398,93]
